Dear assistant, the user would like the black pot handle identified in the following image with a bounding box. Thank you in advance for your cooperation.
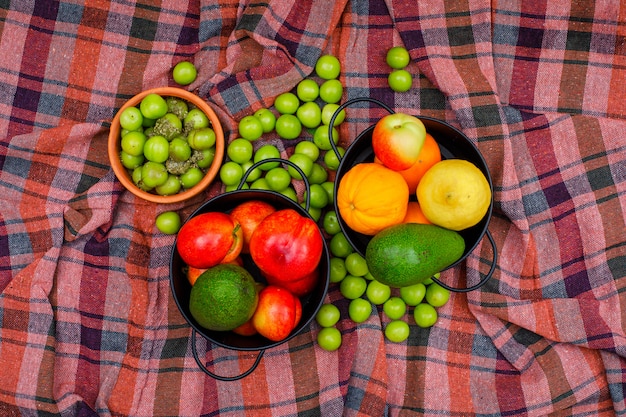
[236,157,313,212]
[431,229,498,293]
[328,97,395,160]
[191,328,265,381]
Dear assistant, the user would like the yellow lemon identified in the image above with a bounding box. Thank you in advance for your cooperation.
[416,159,491,231]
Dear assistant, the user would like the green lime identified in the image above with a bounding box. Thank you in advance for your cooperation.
[189,264,259,331]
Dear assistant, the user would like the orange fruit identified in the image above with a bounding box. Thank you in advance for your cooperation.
[402,201,432,225]
[336,163,409,236]
[375,133,441,193]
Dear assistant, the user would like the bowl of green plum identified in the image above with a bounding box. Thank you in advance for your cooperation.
[108,87,225,204]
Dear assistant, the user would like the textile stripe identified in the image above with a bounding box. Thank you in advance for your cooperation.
[608,3,626,117]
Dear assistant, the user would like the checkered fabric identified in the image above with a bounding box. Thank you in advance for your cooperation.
[1,1,625,416]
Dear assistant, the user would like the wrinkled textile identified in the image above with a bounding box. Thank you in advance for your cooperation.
[1,1,625,416]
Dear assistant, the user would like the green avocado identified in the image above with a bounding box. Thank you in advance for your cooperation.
[365,223,465,288]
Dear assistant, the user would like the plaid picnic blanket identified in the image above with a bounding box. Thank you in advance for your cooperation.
[1,0,625,416]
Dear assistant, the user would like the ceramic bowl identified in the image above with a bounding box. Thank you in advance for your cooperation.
[108,87,224,204]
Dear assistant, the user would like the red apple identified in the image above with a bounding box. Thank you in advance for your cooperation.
[220,234,244,265]
[252,285,302,342]
[264,268,319,297]
[372,112,426,171]
[230,200,276,253]
[249,209,323,282]
[176,212,243,269]
[375,132,441,194]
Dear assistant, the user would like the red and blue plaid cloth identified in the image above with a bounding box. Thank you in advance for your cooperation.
[1,1,625,416]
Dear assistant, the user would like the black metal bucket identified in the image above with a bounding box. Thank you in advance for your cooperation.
[329,97,497,293]
[170,159,330,380]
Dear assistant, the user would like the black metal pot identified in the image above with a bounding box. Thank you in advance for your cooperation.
[329,98,497,293]
[170,159,330,380]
